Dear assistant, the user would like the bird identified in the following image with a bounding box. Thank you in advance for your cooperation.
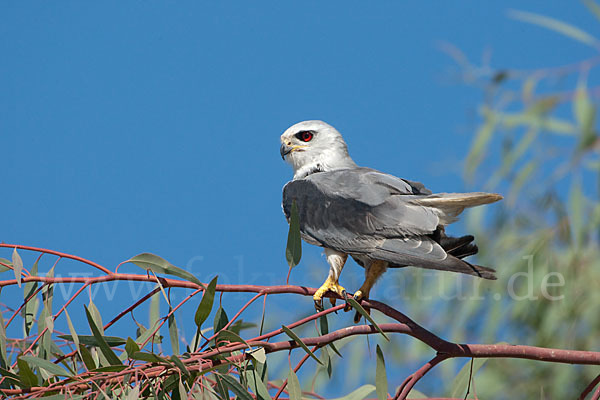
[280,120,502,321]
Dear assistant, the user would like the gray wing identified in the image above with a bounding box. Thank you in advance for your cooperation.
[282,168,496,278]
[282,168,442,257]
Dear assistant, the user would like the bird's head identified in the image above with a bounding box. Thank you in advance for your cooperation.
[280,120,356,179]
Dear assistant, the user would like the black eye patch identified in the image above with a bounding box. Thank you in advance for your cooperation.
[295,130,315,142]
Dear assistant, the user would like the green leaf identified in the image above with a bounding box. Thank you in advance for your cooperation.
[320,345,332,378]
[59,335,127,347]
[195,276,218,327]
[125,337,140,358]
[0,258,11,272]
[244,368,272,400]
[508,9,599,47]
[574,83,597,151]
[329,384,375,400]
[91,365,128,373]
[214,375,230,400]
[285,200,302,269]
[405,389,428,399]
[346,298,389,341]
[125,253,202,286]
[84,305,122,366]
[213,306,229,334]
[178,379,187,400]
[450,358,488,398]
[79,344,96,370]
[216,329,251,349]
[20,355,72,377]
[319,315,342,357]
[31,396,85,400]
[135,319,162,349]
[170,355,191,377]
[22,259,39,336]
[87,299,104,335]
[17,357,38,387]
[169,311,180,355]
[375,345,388,400]
[230,320,256,335]
[131,351,169,363]
[0,309,8,369]
[64,310,80,358]
[287,367,301,400]
[281,325,323,365]
[150,289,160,333]
[0,367,28,388]
[12,248,23,288]
[218,373,255,400]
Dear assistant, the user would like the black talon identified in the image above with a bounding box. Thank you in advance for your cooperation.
[314,299,324,312]
[353,312,362,324]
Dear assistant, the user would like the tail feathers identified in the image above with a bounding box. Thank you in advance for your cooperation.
[415,192,503,208]
[419,254,497,280]
[403,254,497,280]
[413,192,503,224]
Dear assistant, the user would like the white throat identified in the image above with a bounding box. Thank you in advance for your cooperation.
[291,149,357,179]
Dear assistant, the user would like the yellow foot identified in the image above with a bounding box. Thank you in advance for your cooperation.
[313,277,347,311]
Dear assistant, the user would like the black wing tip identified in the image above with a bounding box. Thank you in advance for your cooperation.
[468,263,497,280]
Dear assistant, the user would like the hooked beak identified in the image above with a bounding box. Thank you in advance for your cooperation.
[280,143,292,160]
[280,143,307,160]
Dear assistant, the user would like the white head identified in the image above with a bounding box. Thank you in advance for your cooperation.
[280,120,357,179]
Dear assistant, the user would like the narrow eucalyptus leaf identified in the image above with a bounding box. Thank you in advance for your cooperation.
[218,373,255,400]
[285,200,302,269]
[319,315,342,357]
[216,329,250,349]
[17,357,37,387]
[244,368,272,400]
[125,253,202,286]
[287,367,301,400]
[450,358,488,398]
[329,384,375,400]
[79,344,96,370]
[281,325,323,365]
[84,305,122,366]
[194,276,218,327]
[170,355,190,377]
[169,312,180,355]
[375,345,388,400]
[125,337,140,358]
[12,248,23,287]
[20,355,72,377]
[59,335,126,347]
[213,306,229,334]
[346,298,388,341]
[0,258,11,273]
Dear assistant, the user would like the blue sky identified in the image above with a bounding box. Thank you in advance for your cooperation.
[1,0,597,394]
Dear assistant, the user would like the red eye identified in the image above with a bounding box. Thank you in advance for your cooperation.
[301,131,313,142]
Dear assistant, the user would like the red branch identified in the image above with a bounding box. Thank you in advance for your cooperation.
[1,244,599,399]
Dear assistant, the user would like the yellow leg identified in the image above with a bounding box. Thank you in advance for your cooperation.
[354,260,388,302]
[313,249,348,311]
[351,260,387,322]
